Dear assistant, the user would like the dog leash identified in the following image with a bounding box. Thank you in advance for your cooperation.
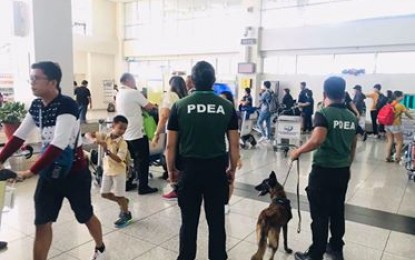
[283,159,302,234]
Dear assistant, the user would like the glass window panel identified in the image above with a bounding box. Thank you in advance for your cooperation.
[376,52,415,74]
[297,55,333,75]
[0,1,12,41]
[125,25,140,39]
[72,0,92,35]
[262,0,415,29]
[137,0,151,24]
[169,60,191,74]
[334,53,376,74]
[263,56,279,74]
[278,56,297,75]
[217,57,233,75]
[124,2,138,25]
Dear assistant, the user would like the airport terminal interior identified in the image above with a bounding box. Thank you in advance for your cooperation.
[1,0,415,259]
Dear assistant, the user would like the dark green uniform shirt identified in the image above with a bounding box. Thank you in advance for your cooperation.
[167,90,238,159]
[313,104,358,168]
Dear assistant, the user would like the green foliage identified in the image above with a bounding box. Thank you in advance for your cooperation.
[0,101,27,124]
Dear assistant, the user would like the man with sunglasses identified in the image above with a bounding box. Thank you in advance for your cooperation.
[0,61,107,260]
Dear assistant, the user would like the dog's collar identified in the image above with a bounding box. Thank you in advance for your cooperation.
[274,198,290,206]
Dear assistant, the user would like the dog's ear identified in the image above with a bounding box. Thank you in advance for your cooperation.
[270,171,277,180]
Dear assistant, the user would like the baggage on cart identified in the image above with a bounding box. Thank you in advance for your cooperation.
[273,115,302,157]
[402,119,415,180]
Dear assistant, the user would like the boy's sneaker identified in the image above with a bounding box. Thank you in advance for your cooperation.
[162,190,178,201]
[114,212,132,228]
[115,198,130,222]
[91,248,108,260]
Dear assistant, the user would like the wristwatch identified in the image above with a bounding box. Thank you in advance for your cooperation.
[105,149,111,156]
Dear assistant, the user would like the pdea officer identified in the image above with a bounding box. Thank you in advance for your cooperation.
[291,76,358,260]
[166,61,239,260]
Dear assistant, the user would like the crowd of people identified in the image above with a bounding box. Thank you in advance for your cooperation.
[0,59,413,260]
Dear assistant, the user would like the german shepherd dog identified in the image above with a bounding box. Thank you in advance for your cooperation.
[251,171,293,260]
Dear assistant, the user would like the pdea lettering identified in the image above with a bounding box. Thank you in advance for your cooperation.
[333,120,356,130]
[187,104,225,115]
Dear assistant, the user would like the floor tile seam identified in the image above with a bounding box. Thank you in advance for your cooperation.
[342,236,389,252]
[347,160,382,202]
[382,249,412,259]
[126,202,177,222]
[396,180,410,215]
[0,227,32,243]
[50,251,81,260]
[235,163,272,177]
[56,238,95,256]
[130,243,162,260]
[226,238,246,252]
[119,228,177,247]
[59,225,143,257]
[158,236,179,253]
[380,231,392,258]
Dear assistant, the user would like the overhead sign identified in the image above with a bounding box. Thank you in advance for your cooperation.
[238,63,256,74]
[241,38,257,45]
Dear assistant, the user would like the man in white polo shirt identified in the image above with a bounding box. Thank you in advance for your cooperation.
[117,73,158,194]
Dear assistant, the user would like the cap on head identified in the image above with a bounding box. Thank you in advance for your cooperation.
[353,85,362,91]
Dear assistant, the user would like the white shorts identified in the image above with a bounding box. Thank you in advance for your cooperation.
[385,125,403,134]
[100,173,126,197]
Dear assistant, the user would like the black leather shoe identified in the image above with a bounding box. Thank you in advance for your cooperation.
[295,251,321,260]
[326,244,344,260]
[0,241,7,250]
[138,186,158,195]
[125,183,137,191]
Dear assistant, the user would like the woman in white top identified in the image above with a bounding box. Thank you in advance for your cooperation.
[153,76,188,144]
[153,76,188,200]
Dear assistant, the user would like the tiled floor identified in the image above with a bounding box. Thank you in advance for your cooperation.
[1,111,415,259]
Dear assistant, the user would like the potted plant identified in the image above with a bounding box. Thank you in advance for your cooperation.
[0,101,27,139]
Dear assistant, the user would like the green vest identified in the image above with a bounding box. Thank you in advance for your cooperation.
[175,91,236,159]
[313,105,357,168]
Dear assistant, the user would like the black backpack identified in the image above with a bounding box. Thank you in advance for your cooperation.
[376,93,388,111]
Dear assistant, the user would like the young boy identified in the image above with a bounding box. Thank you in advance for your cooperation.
[88,115,132,228]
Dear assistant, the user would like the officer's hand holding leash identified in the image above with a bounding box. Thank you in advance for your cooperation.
[289,149,301,162]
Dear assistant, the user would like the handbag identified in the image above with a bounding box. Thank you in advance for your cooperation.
[143,111,157,140]
[39,109,81,181]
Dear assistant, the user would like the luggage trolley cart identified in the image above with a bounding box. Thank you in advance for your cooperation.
[402,119,415,180]
[273,115,302,157]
